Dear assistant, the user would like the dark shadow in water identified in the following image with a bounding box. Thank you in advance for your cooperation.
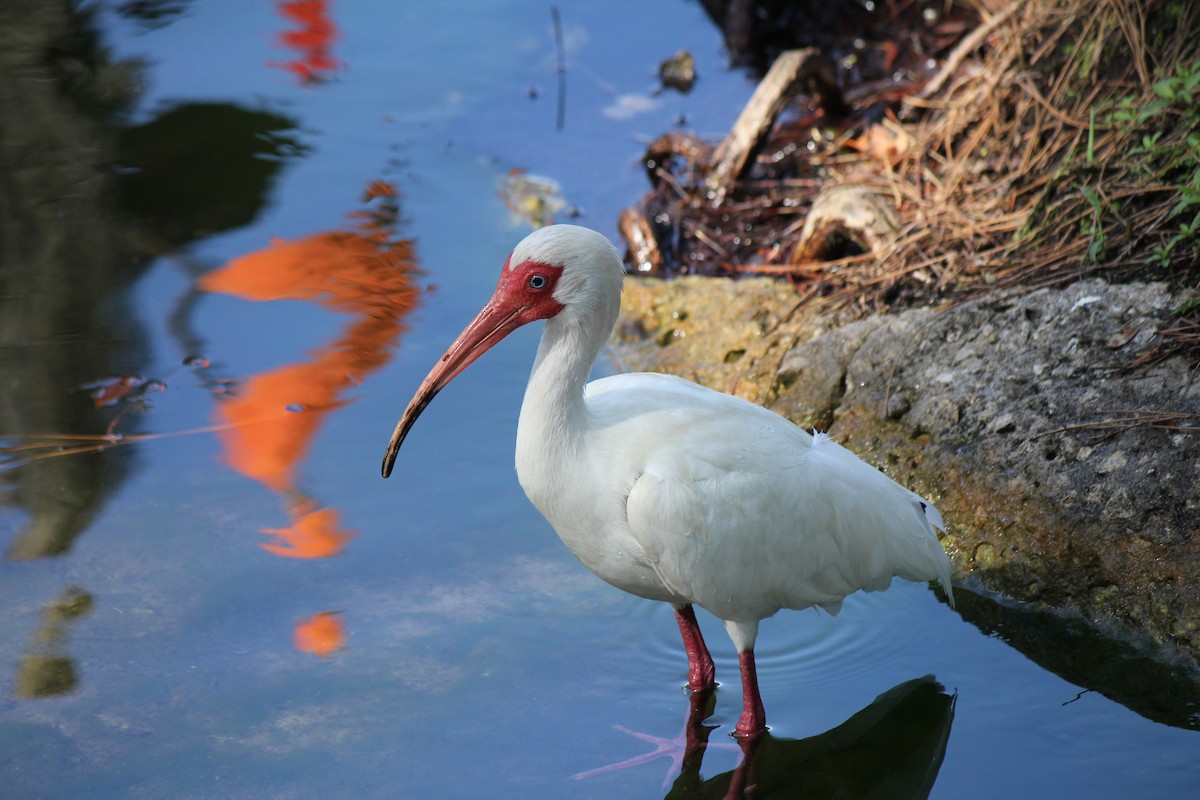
[0,1,301,698]
[13,587,94,698]
[954,585,1200,731]
[583,676,955,799]
[115,0,193,29]
[0,2,145,562]
[676,676,954,799]
[117,103,305,248]
[0,3,301,563]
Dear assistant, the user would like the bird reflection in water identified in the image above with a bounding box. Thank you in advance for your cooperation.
[198,179,419,656]
[577,676,956,800]
[200,179,419,561]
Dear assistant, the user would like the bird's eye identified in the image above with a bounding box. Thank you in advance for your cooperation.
[528,274,547,289]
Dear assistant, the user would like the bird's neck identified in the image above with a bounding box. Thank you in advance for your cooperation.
[517,294,617,461]
[521,318,598,438]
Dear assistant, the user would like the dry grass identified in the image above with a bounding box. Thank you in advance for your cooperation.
[630,0,1200,360]
[847,0,1200,357]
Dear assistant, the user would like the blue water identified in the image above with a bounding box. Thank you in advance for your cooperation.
[0,2,1196,798]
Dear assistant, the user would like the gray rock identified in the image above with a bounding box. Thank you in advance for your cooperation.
[613,276,1200,668]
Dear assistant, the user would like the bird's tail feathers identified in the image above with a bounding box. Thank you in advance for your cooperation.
[895,497,955,609]
[920,499,945,533]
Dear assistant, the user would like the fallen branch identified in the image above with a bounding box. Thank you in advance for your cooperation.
[707,48,842,206]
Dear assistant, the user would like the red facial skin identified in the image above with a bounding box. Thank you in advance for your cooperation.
[382,258,564,476]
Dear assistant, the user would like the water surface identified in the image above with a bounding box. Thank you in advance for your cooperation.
[1,2,1197,798]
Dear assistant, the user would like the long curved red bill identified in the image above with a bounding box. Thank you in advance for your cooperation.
[381,298,525,477]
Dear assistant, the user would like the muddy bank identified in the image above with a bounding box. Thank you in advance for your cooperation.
[612,275,1200,668]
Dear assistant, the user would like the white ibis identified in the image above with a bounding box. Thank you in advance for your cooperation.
[383,224,954,738]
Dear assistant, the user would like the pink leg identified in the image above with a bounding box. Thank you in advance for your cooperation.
[673,604,716,690]
[735,649,766,738]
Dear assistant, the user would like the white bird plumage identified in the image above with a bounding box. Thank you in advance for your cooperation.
[383,224,954,737]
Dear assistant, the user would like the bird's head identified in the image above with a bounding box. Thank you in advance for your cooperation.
[381,225,623,477]
[503,224,624,324]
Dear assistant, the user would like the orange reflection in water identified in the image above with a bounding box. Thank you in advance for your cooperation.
[199,181,418,559]
[261,502,352,559]
[294,610,345,658]
[270,0,342,85]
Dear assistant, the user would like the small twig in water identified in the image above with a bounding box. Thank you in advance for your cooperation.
[551,5,566,131]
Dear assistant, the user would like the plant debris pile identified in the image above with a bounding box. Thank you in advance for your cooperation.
[622,0,1200,361]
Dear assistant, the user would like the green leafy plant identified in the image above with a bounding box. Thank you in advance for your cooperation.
[1080,186,1110,263]
[1104,59,1200,270]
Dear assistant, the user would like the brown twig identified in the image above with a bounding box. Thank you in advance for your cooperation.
[1033,410,1200,438]
[911,0,1027,102]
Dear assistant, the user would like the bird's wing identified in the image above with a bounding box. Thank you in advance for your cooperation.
[608,376,953,621]
[623,427,849,621]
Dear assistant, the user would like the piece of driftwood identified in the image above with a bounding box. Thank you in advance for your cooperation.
[706,48,843,207]
[618,206,663,274]
[642,132,713,186]
[789,184,898,264]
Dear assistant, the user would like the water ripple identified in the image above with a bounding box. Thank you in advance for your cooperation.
[602,583,941,695]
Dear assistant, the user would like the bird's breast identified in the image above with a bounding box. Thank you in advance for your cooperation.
[515,442,684,604]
